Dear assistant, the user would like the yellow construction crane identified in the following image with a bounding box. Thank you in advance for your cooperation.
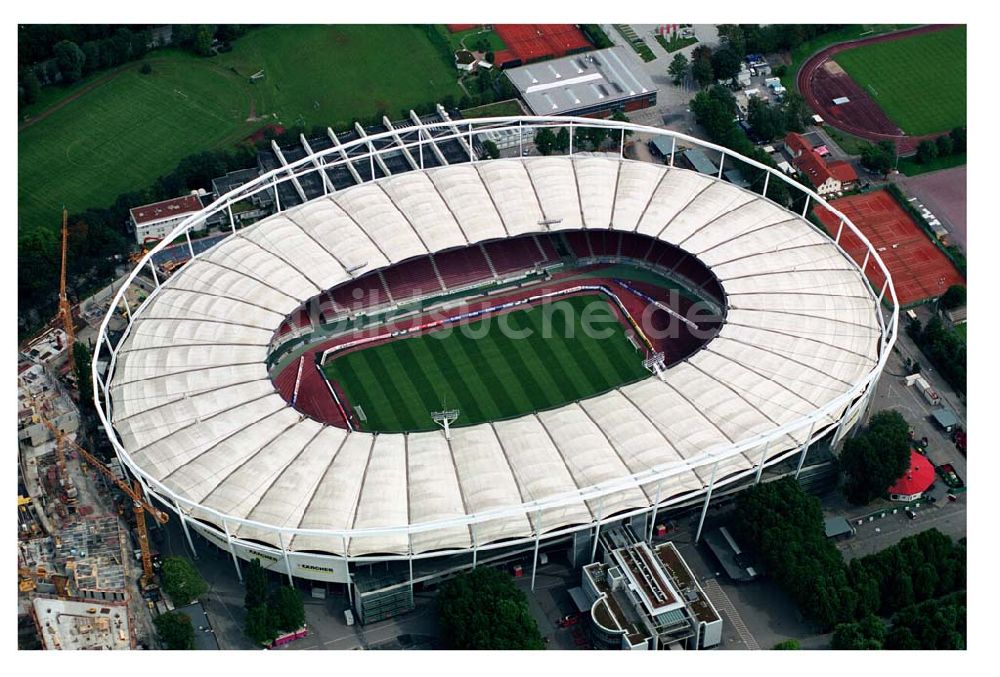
[68,439,169,589]
[58,207,76,376]
[31,395,73,501]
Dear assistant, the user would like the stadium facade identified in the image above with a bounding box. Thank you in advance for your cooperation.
[94,116,897,610]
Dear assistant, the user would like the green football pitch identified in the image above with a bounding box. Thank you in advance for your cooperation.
[19,25,463,242]
[321,294,650,433]
[833,26,966,136]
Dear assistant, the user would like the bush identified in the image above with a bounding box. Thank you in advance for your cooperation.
[773,639,799,649]
[140,62,152,75]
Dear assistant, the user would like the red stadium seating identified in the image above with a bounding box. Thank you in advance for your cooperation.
[382,256,444,301]
[432,248,494,289]
[331,272,390,311]
[482,237,548,276]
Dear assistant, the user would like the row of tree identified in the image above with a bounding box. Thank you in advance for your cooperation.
[838,410,912,505]
[833,591,966,650]
[243,558,305,645]
[916,126,968,165]
[437,566,544,649]
[906,315,967,395]
[18,25,249,109]
[859,127,967,176]
[731,477,966,630]
[533,113,632,156]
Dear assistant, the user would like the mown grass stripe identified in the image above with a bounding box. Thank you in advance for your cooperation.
[520,302,600,398]
[355,346,417,432]
[336,350,403,432]
[445,324,528,421]
[378,341,443,431]
[498,310,567,409]
[507,311,579,404]
[404,334,488,425]
[435,330,511,421]
[542,297,621,391]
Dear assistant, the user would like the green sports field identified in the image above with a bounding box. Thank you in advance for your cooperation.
[321,294,650,433]
[19,25,463,240]
[833,26,966,136]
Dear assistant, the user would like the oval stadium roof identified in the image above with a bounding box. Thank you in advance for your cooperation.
[108,156,882,557]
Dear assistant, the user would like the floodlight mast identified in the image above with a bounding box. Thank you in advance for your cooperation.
[643,352,667,380]
[432,409,460,440]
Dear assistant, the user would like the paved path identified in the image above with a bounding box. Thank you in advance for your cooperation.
[701,577,760,650]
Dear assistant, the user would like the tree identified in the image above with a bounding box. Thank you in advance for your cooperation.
[781,91,810,133]
[245,604,277,645]
[154,611,195,650]
[73,342,94,411]
[839,410,911,505]
[610,110,633,137]
[711,46,741,82]
[691,49,715,88]
[53,40,86,83]
[268,586,305,632]
[832,614,885,649]
[938,284,966,310]
[668,53,689,85]
[534,127,556,156]
[81,41,101,75]
[554,127,570,153]
[935,134,954,157]
[160,556,208,606]
[748,97,786,141]
[717,24,747,59]
[437,567,544,649]
[860,141,895,176]
[19,68,41,106]
[245,558,268,610]
[482,139,500,159]
[949,126,966,153]
[916,139,939,164]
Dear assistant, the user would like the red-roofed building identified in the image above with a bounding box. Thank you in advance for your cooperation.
[129,194,204,244]
[784,133,857,196]
[888,450,936,502]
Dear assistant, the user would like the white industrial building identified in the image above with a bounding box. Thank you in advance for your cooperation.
[92,117,897,618]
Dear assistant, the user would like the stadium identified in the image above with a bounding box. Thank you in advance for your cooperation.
[93,116,897,612]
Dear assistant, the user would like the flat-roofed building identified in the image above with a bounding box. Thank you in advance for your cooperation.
[130,195,204,244]
[505,46,657,118]
[581,533,722,650]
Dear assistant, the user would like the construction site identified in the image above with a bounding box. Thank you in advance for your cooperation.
[17,210,166,650]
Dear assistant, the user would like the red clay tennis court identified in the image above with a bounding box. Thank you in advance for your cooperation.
[816,189,964,306]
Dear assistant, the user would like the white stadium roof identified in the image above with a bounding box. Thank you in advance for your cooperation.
[109,155,882,558]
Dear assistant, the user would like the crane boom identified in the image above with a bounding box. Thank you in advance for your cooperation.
[71,442,169,524]
[59,208,75,375]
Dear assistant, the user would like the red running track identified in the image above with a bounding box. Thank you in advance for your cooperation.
[796,25,954,154]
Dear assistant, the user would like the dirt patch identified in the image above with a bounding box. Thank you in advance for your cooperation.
[797,25,954,154]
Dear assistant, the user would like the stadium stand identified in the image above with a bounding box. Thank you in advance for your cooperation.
[331,272,390,311]
[482,236,550,276]
[431,247,494,290]
[382,256,445,300]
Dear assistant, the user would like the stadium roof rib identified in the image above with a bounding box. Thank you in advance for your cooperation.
[108,155,883,558]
